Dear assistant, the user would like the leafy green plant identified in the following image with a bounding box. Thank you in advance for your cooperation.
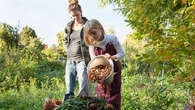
[57,96,107,110]
[121,74,193,110]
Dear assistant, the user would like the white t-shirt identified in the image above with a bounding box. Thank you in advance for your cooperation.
[89,35,125,59]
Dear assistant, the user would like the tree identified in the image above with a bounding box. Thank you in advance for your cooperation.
[19,26,37,46]
[122,33,146,74]
[100,0,195,82]
[56,31,66,58]
[0,23,19,50]
[18,26,44,62]
[0,23,19,65]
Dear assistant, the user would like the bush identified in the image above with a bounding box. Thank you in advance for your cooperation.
[121,73,193,110]
[0,78,65,110]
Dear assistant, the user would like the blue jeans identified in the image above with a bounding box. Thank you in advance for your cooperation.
[65,60,89,97]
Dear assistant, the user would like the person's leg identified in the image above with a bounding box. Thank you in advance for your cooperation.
[64,60,76,100]
[76,61,89,96]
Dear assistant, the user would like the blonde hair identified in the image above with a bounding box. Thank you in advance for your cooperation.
[84,19,105,46]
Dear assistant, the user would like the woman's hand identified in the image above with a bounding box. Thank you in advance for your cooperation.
[104,54,119,61]
[111,55,119,61]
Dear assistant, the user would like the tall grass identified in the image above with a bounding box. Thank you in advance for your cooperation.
[0,78,65,110]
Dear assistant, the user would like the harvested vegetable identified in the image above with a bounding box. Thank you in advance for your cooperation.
[88,65,112,82]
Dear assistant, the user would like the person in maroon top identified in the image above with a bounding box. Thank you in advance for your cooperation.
[84,19,125,110]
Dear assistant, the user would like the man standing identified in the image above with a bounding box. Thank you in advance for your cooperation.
[63,3,90,101]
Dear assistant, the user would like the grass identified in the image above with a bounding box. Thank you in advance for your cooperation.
[0,74,193,110]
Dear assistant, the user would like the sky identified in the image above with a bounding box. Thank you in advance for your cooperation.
[0,0,132,46]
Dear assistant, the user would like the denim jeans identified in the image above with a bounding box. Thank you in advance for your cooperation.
[65,60,89,97]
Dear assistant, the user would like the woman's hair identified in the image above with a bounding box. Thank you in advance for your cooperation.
[69,0,78,4]
[84,19,105,46]
[68,3,82,13]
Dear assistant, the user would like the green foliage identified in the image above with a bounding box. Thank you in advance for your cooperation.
[0,71,192,110]
[42,44,66,61]
[0,79,65,110]
[121,73,193,110]
[57,96,107,110]
[0,49,65,91]
[121,33,146,74]
[0,24,65,91]
[18,26,44,61]
[19,26,37,46]
[0,23,19,51]
[57,31,64,50]
[101,0,195,84]
[56,31,67,58]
